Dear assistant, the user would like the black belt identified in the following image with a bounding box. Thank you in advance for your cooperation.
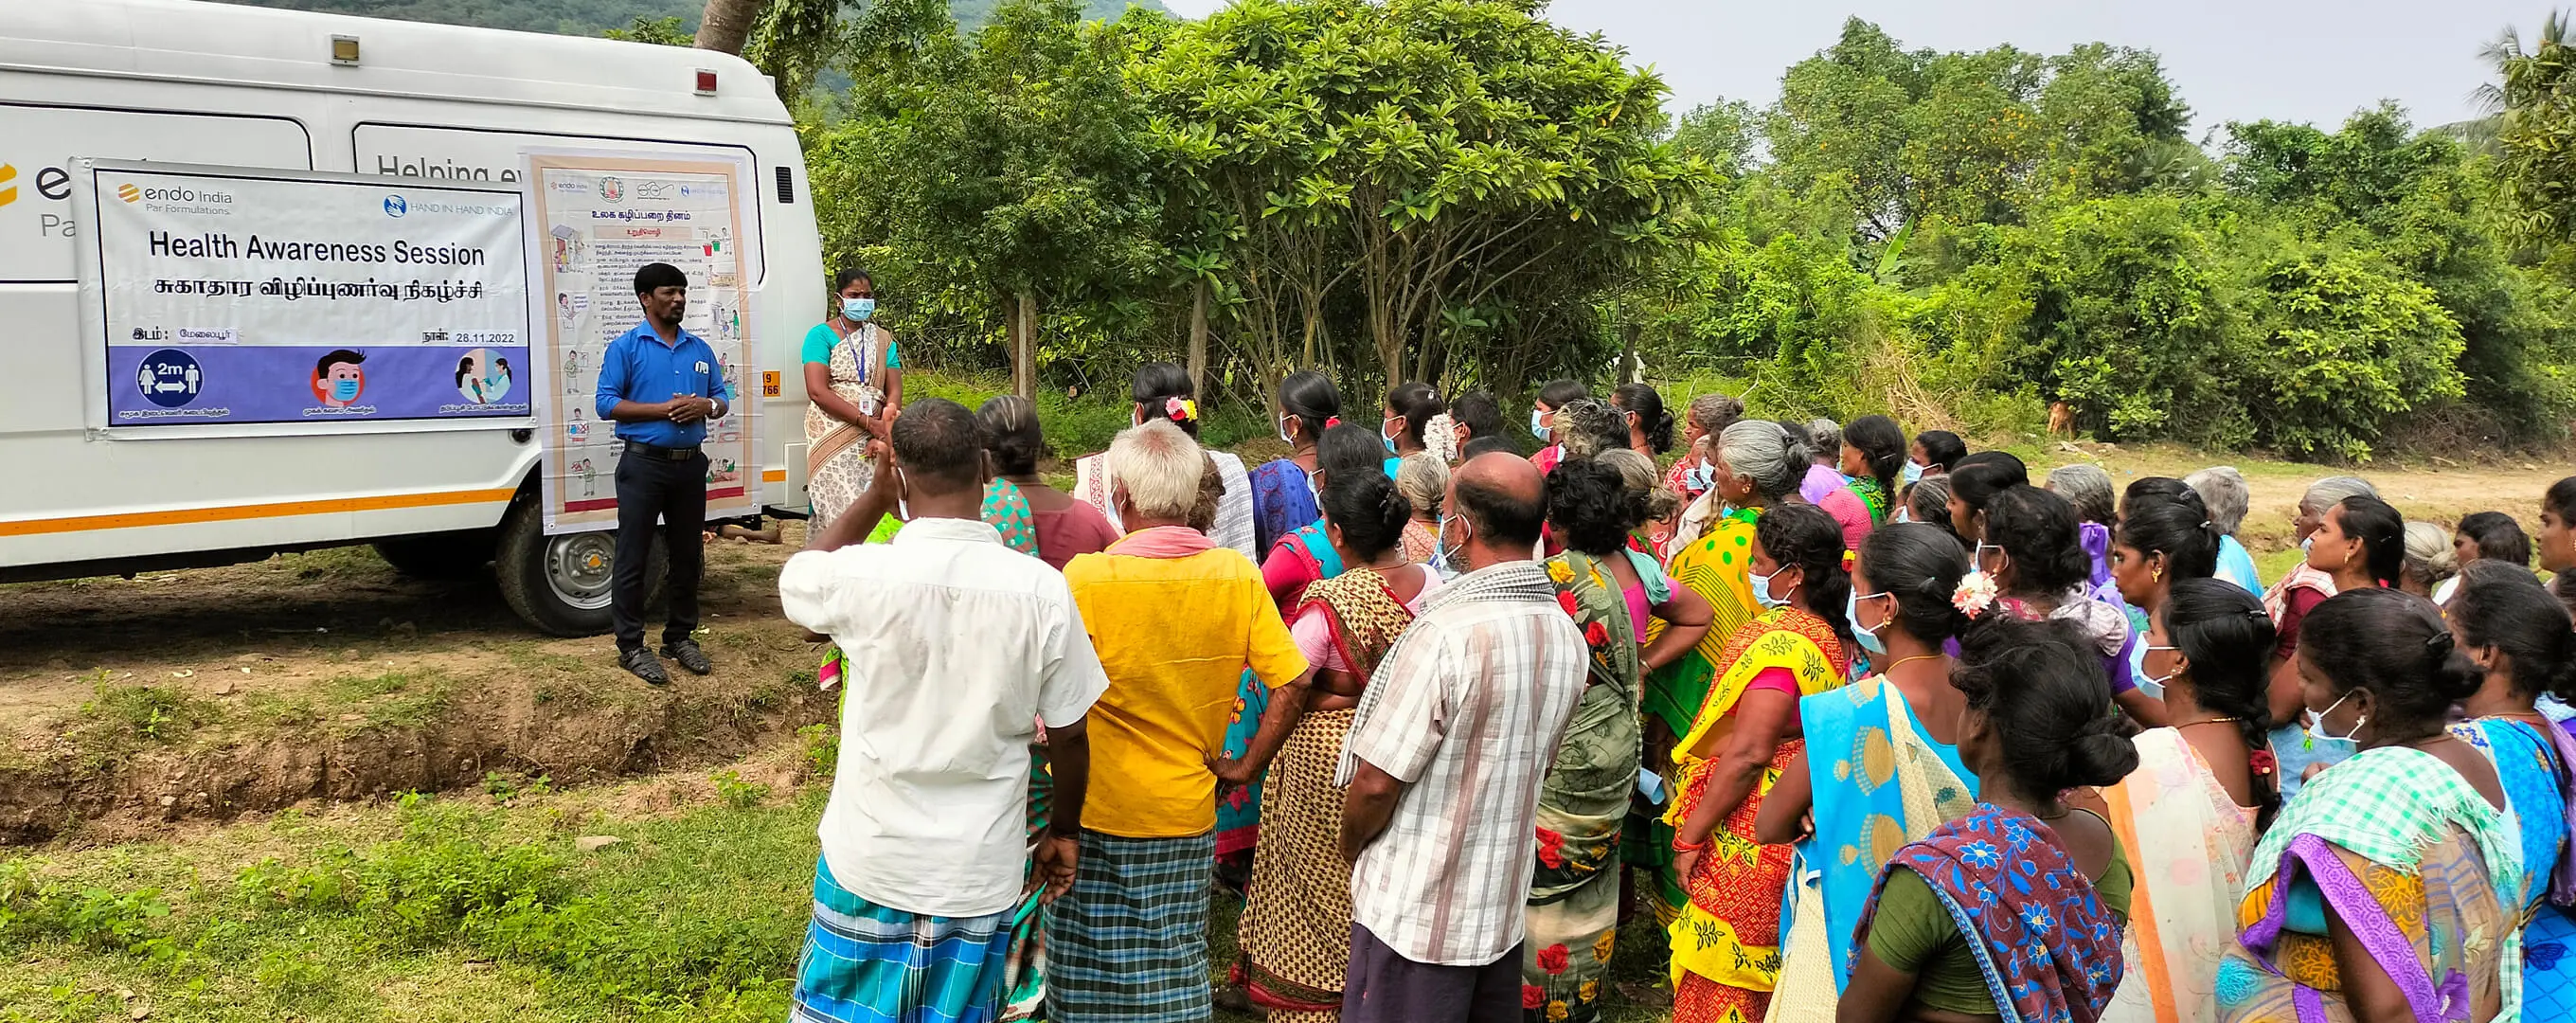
[624,440,701,460]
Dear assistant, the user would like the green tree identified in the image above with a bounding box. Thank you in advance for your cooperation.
[2482,12,2576,245]
[815,0,1162,398]
[1133,0,1701,396]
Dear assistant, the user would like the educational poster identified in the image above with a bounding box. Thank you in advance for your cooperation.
[523,153,759,534]
[85,164,529,428]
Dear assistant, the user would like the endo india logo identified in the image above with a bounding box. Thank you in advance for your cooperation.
[116,182,140,204]
[383,194,408,217]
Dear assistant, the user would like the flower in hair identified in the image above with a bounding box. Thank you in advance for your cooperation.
[1326,416,1343,429]
[2247,749,2277,776]
[1841,549,1858,572]
[1165,396,1197,422]
[1952,571,1999,619]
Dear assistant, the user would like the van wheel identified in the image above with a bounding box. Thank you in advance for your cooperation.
[372,529,498,579]
[495,498,663,637]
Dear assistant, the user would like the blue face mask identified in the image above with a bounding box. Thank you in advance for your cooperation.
[1530,409,1551,441]
[1684,460,1715,494]
[1382,420,1400,454]
[332,377,360,402]
[1433,513,1471,577]
[842,296,875,322]
[1847,588,1890,657]
[1749,569,1792,611]
[1901,459,1926,487]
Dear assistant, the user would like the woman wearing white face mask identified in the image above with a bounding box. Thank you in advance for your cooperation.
[2097,579,2279,1023]
[801,268,902,529]
[2217,587,2517,1023]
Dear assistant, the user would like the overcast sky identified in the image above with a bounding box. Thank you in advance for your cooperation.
[1154,0,2543,139]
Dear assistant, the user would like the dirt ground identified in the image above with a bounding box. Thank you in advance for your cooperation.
[2022,440,2570,553]
[0,529,827,844]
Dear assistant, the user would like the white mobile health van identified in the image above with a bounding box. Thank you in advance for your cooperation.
[0,0,823,634]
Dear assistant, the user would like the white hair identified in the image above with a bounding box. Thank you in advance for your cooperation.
[2301,476,2378,514]
[1718,420,1811,501]
[2404,520,2458,586]
[1107,420,1205,521]
[1396,451,1449,519]
[2185,466,2251,536]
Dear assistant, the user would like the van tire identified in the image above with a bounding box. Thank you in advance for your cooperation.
[495,497,662,637]
[372,530,498,580]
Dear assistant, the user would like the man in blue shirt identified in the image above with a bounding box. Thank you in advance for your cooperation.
[595,262,731,684]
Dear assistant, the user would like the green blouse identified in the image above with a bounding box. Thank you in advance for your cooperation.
[1865,830,2134,1014]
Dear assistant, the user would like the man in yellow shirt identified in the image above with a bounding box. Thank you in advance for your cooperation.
[1051,420,1313,1023]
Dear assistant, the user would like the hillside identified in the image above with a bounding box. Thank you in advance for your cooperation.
[213,0,1171,37]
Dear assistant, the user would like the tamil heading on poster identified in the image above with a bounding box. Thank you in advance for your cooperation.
[89,165,531,428]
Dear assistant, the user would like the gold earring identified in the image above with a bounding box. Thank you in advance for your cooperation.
[2152,566,2162,583]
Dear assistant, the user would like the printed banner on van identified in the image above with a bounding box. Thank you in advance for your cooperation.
[522,152,760,534]
[90,167,531,426]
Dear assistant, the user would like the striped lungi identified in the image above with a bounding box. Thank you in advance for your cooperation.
[791,854,1034,1023]
[1045,830,1215,1023]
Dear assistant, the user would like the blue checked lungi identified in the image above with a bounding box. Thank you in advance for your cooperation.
[1043,830,1215,1022]
[791,854,1040,1023]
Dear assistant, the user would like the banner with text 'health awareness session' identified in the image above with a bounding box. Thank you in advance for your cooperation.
[85,163,530,429]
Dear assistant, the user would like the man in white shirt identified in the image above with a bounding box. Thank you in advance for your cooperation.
[1337,454,1589,1023]
[778,398,1110,1023]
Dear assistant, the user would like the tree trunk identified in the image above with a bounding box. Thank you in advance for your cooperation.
[694,0,763,55]
[1187,278,1210,399]
[1013,292,1038,401]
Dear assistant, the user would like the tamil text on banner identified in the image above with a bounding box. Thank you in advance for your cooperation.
[88,164,529,428]
[521,153,760,533]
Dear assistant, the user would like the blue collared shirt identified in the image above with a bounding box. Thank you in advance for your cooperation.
[595,321,732,447]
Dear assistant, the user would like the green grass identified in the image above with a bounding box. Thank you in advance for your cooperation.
[0,789,821,1022]
[0,779,1688,1022]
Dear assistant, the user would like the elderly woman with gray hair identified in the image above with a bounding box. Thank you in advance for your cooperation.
[1637,421,1819,928]
[2184,465,2263,595]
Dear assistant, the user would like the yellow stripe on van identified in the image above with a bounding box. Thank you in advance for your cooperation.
[0,488,519,536]
[761,468,786,483]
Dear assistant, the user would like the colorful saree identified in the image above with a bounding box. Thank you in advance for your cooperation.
[1854,805,2128,1023]
[1527,549,1643,1023]
[2454,717,2576,1019]
[2214,746,2521,1023]
[1666,609,1851,1023]
[1849,476,1890,527]
[2101,729,2261,1023]
[1767,675,1980,1023]
[1237,571,1418,1021]
[1215,526,1342,869]
[1634,504,1763,919]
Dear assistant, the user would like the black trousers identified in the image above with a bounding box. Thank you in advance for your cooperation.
[612,447,707,652]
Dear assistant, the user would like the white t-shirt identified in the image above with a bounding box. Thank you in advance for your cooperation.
[779,517,1111,917]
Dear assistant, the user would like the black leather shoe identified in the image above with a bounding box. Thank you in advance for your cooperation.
[620,647,669,685]
[662,637,713,676]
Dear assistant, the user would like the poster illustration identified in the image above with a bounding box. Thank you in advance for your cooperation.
[87,165,529,428]
[523,153,760,534]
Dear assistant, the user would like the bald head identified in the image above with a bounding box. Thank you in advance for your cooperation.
[1452,452,1547,551]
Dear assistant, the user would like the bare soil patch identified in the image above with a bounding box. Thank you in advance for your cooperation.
[0,530,826,844]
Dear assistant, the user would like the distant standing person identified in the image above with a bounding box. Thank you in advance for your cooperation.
[595,262,730,685]
[1337,453,1589,1023]
[803,268,902,531]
